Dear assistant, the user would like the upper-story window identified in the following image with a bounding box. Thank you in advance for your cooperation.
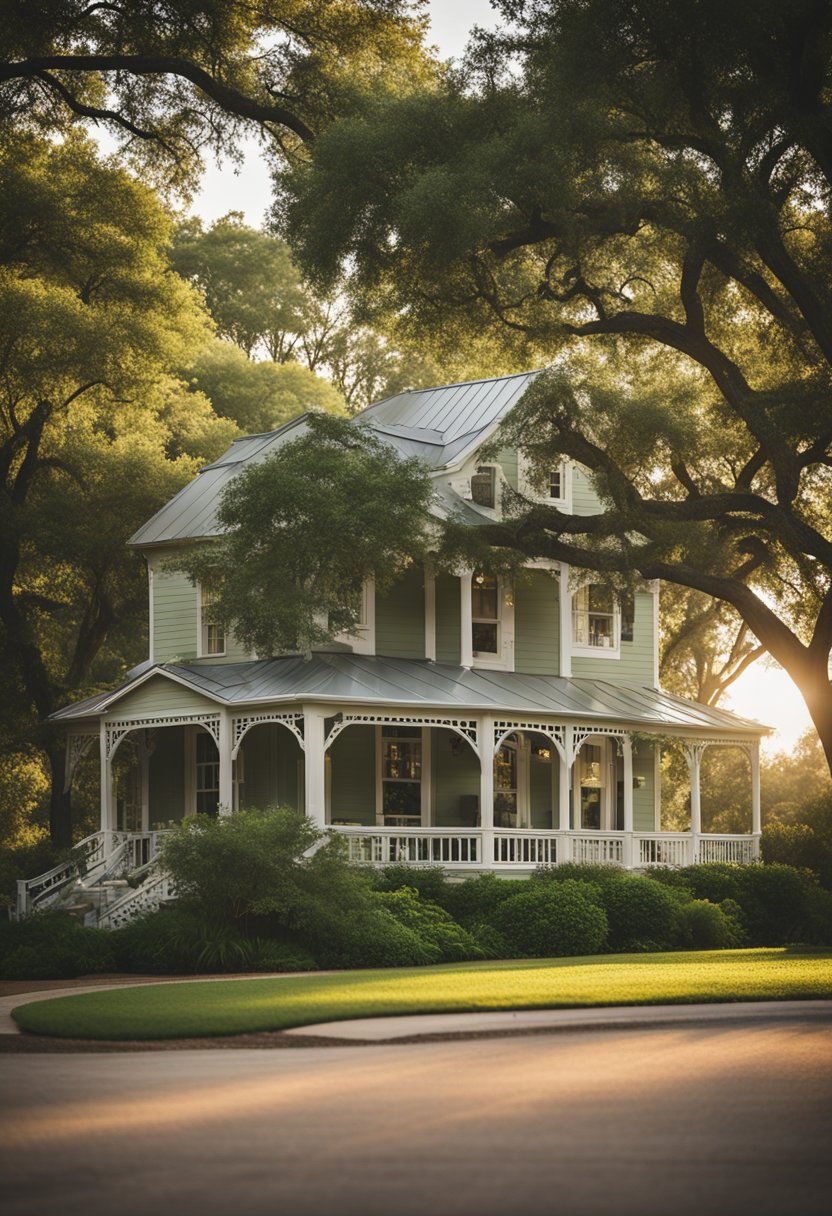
[470,465,498,509]
[518,453,572,512]
[198,584,225,657]
[472,572,500,655]
[572,585,618,653]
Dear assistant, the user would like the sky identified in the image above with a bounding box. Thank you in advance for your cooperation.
[182,0,813,755]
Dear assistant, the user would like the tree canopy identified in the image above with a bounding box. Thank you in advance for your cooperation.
[0,133,235,844]
[0,0,434,187]
[275,0,832,770]
[175,413,434,656]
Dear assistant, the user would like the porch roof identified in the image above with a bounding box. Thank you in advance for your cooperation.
[52,653,769,737]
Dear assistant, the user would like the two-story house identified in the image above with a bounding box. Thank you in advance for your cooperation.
[38,371,767,922]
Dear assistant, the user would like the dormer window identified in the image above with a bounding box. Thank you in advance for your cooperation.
[198,584,225,657]
[470,465,497,509]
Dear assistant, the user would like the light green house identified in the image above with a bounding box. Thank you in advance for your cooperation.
[38,372,767,922]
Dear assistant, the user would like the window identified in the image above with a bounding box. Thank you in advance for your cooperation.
[470,465,497,509]
[199,585,225,657]
[472,572,499,655]
[494,742,518,827]
[572,585,618,651]
[577,743,604,829]
[518,453,571,510]
[195,732,219,815]
[381,726,421,825]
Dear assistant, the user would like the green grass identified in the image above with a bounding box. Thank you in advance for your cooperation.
[13,948,832,1041]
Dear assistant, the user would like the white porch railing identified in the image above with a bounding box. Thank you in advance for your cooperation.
[329,826,760,869]
[338,826,480,867]
[98,867,176,930]
[494,831,558,866]
[636,833,694,868]
[697,835,759,863]
[567,831,625,865]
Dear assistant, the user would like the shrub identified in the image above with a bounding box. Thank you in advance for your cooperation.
[440,873,528,927]
[112,907,317,974]
[312,904,439,968]
[674,899,744,949]
[600,875,680,952]
[375,865,449,904]
[0,910,115,979]
[491,879,608,958]
[734,863,820,945]
[374,887,486,962]
[533,862,627,887]
[762,817,832,890]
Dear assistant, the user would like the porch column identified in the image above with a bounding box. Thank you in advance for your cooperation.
[686,742,704,864]
[218,709,233,816]
[303,707,326,829]
[139,731,151,832]
[558,562,572,677]
[622,735,634,869]
[479,715,494,868]
[99,720,114,836]
[558,726,573,861]
[424,564,436,661]
[460,570,473,667]
[750,740,762,853]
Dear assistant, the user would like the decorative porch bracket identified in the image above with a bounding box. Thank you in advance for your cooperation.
[324,712,479,752]
[231,711,305,757]
[493,720,566,758]
[105,713,221,760]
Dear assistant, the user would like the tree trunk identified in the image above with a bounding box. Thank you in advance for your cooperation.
[44,733,73,848]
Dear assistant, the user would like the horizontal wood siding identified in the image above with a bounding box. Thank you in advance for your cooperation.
[633,743,657,831]
[514,570,559,675]
[110,675,219,718]
[571,465,602,516]
[329,726,375,825]
[375,565,425,659]
[433,729,480,826]
[571,590,656,686]
[435,573,461,665]
[148,727,185,825]
[496,447,519,491]
[153,570,197,662]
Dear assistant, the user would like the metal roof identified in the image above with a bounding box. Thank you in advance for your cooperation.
[128,371,540,548]
[53,653,768,736]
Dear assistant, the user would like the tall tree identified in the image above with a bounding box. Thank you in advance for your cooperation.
[0,0,434,185]
[277,0,832,772]
[172,214,442,412]
[0,134,235,845]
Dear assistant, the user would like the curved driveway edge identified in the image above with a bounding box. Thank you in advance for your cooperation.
[3,973,830,1049]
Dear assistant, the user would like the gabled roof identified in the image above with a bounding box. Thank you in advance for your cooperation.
[52,653,769,737]
[128,371,540,549]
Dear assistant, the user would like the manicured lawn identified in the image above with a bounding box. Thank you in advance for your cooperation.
[13,948,832,1040]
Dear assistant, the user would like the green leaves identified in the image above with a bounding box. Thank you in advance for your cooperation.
[177,413,434,656]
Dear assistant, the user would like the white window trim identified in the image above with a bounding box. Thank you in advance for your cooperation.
[517,452,573,513]
[375,724,429,826]
[470,574,515,672]
[335,577,376,655]
[196,581,226,659]
[571,583,621,659]
[452,461,504,518]
[572,737,615,830]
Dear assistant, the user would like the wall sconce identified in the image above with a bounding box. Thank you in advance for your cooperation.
[633,775,646,789]
[450,736,462,756]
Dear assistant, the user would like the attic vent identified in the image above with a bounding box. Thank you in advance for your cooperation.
[470,466,497,509]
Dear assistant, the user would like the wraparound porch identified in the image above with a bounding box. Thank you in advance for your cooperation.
[62,703,763,873]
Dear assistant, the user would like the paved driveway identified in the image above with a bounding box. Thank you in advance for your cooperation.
[3,1015,831,1216]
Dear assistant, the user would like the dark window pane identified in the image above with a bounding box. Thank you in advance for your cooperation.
[472,583,498,619]
[383,783,421,817]
[549,468,562,498]
[472,622,498,653]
